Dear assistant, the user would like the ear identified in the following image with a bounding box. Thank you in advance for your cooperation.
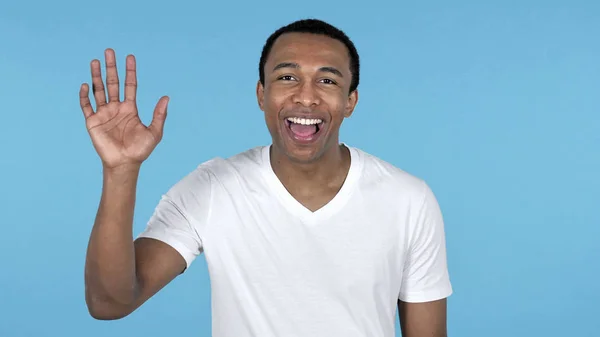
[344,89,358,118]
[256,80,265,111]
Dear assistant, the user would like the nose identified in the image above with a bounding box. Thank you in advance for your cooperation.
[292,81,320,107]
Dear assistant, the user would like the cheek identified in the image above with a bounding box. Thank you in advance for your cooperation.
[262,93,284,129]
[263,90,287,112]
[324,95,349,117]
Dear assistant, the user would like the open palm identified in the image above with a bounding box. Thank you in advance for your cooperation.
[79,49,169,169]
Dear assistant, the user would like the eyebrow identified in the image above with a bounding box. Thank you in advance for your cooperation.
[272,62,344,78]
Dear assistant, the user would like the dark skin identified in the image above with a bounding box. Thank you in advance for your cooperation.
[81,34,447,336]
[399,299,448,337]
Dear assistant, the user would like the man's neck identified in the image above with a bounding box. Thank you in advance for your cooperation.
[270,143,351,195]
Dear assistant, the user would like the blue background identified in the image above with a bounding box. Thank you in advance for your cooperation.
[1,0,598,336]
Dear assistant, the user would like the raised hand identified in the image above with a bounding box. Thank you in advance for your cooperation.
[79,49,169,170]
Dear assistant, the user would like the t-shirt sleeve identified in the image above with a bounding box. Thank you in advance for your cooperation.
[398,181,453,303]
[136,165,214,270]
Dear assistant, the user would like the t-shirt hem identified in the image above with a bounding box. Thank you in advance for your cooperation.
[398,285,453,303]
[136,230,197,269]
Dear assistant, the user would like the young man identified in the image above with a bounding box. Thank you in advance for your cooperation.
[80,19,452,337]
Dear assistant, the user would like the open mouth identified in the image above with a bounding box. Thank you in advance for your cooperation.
[285,117,324,143]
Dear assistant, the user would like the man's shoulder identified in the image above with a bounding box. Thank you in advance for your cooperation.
[179,146,267,185]
[162,146,266,199]
[197,146,265,174]
[351,146,428,198]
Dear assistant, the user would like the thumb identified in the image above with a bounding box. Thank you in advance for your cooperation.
[148,96,169,139]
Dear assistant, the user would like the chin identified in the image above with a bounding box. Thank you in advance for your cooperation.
[283,146,325,164]
[278,135,339,166]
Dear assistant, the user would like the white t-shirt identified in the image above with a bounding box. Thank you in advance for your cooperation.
[138,144,452,337]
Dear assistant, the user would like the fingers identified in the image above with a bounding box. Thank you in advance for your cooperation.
[104,49,120,102]
[90,59,107,107]
[148,96,169,139]
[124,55,137,102]
[79,83,94,118]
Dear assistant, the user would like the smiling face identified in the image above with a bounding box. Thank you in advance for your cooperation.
[257,32,359,164]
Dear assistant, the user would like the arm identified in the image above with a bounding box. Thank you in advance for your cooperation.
[80,49,190,319]
[84,166,186,320]
[398,298,447,337]
[397,181,452,336]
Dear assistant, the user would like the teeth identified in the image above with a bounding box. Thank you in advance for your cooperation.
[286,117,323,125]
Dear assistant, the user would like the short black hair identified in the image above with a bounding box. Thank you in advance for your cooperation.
[258,18,360,93]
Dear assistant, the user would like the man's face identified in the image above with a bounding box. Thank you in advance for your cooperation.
[257,32,358,164]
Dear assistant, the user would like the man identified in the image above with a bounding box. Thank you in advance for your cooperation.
[80,19,452,337]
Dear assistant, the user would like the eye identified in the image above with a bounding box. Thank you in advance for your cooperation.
[320,78,337,85]
[278,75,296,81]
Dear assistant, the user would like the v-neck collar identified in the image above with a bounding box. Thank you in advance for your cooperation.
[260,144,362,224]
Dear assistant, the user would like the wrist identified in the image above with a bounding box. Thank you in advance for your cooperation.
[102,163,141,182]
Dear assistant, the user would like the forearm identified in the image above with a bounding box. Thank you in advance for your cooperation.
[85,165,142,312]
